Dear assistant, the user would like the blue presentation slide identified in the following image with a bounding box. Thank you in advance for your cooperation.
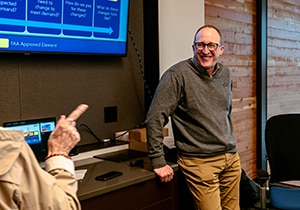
[0,0,128,54]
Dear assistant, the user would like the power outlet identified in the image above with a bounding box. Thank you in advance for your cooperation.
[104,106,118,123]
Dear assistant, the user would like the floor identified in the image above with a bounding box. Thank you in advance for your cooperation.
[241,200,278,210]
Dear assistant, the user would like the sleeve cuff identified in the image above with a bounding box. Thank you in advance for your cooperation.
[45,156,75,175]
[151,155,167,169]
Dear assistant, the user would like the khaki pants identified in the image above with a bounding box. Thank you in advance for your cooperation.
[177,153,241,210]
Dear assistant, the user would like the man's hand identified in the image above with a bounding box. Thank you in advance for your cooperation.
[154,165,174,182]
[47,104,89,157]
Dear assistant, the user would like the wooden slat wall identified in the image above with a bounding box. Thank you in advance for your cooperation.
[205,0,257,177]
[204,0,300,178]
[267,0,300,117]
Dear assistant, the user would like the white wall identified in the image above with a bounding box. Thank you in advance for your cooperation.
[158,0,205,76]
[158,0,204,136]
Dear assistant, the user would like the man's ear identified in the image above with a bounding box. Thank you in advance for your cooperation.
[219,45,225,55]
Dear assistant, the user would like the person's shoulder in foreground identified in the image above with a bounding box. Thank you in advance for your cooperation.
[0,104,88,210]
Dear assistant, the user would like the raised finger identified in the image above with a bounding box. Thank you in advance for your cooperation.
[67,104,89,121]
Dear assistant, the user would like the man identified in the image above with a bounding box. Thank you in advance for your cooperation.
[146,25,241,210]
[0,104,88,210]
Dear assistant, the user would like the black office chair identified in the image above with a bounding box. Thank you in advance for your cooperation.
[264,114,300,209]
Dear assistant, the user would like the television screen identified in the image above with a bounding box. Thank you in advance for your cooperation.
[0,0,129,56]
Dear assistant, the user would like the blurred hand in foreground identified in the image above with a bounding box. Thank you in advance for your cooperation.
[47,104,89,157]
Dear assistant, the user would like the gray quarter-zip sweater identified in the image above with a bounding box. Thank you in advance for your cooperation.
[146,56,237,169]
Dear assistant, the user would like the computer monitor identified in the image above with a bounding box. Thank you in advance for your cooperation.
[3,117,56,162]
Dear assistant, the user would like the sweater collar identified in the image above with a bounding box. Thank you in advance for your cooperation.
[191,57,220,77]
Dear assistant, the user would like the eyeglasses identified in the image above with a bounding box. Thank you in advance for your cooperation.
[194,42,222,51]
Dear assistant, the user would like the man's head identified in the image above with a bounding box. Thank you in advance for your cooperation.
[192,25,224,73]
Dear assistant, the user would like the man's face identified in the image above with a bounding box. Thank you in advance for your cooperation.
[192,27,224,72]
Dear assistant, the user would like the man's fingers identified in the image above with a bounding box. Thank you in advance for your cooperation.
[67,104,89,121]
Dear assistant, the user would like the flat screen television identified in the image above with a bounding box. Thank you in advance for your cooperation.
[0,0,129,56]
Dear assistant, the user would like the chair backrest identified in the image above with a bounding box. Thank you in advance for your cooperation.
[265,114,300,183]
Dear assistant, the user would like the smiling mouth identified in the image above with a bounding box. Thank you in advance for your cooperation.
[201,56,212,60]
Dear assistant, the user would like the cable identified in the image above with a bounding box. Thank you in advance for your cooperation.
[78,124,106,143]
[78,122,146,143]
[128,28,153,100]
[112,130,129,141]
[78,30,151,144]
[109,122,146,141]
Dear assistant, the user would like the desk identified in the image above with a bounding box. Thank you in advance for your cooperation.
[76,148,194,210]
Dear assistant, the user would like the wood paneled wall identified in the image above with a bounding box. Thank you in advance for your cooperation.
[205,0,300,178]
[267,0,300,117]
[205,0,257,177]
